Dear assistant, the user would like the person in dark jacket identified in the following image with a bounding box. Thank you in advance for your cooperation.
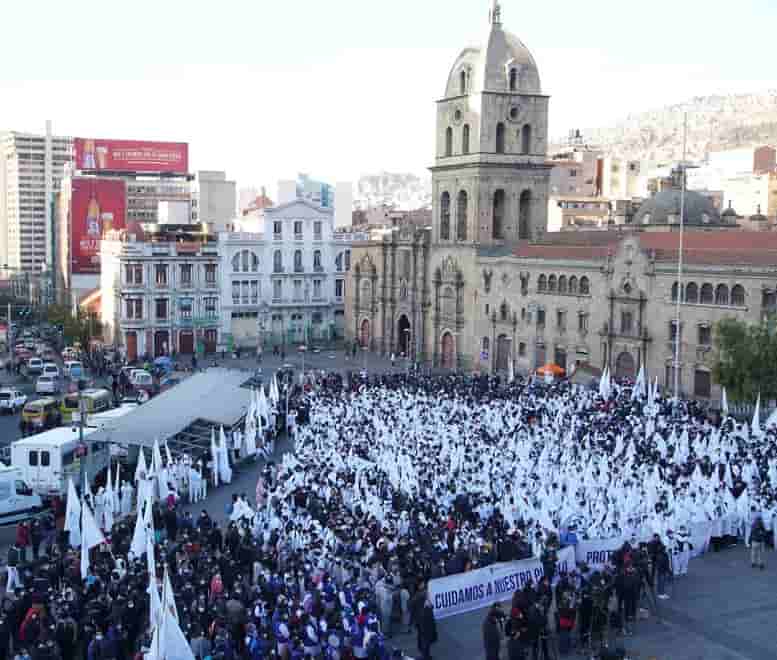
[412,583,437,660]
[483,603,504,660]
[751,516,768,569]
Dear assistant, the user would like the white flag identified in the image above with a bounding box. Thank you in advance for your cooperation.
[80,500,106,579]
[135,448,148,483]
[64,479,81,548]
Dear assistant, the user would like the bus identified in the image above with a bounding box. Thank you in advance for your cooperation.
[60,388,113,424]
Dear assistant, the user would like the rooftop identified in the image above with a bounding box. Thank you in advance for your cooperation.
[86,369,254,449]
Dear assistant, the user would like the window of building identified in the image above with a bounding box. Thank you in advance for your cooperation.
[521,125,532,155]
[273,250,283,273]
[204,297,217,318]
[293,280,302,301]
[462,124,470,155]
[578,312,588,333]
[294,250,303,272]
[445,127,453,157]
[482,337,490,352]
[456,191,468,241]
[179,298,193,319]
[314,250,322,271]
[496,123,506,153]
[335,252,344,272]
[685,282,698,303]
[694,369,711,398]
[241,281,249,305]
[204,264,217,284]
[537,309,546,328]
[273,221,282,238]
[519,190,531,239]
[273,280,282,300]
[698,324,712,346]
[293,221,303,238]
[313,221,322,240]
[509,68,517,91]
[335,279,344,298]
[485,303,490,316]
[569,169,578,178]
[251,281,259,304]
[621,311,633,334]
[180,264,193,286]
[669,320,680,341]
[500,301,509,321]
[538,274,547,292]
[345,250,351,271]
[125,298,142,319]
[579,276,590,295]
[700,283,714,304]
[440,192,451,240]
[715,284,729,305]
[29,451,38,467]
[460,69,467,95]
[548,275,557,292]
[557,309,566,330]
[232,282,240,304]
[731,284,745,307]
[154,264,168,286]
[518,342,527,357]
[558,275,567,294]
[313,279,322,299]
[155,298,168,320]
[492,189,505,240]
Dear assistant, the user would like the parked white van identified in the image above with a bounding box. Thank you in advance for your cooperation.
[10,426,109,497]
[0,466,43,525]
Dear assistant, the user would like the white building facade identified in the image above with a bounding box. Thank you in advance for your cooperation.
[218,199,358,350]
[100,231,220,361]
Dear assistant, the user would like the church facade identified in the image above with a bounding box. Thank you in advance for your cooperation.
[345,3,777,401]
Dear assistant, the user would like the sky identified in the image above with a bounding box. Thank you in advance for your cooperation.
[1,0,775,194]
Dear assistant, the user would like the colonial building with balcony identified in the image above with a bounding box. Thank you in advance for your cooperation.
[217,199,364,350]
[99,223,220,360]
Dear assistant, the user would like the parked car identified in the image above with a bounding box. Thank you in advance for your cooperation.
[63,360,83,379]
[35,375,59,395]
[42,363,60,379]
[27,357,44,376]
[0,388,27,414]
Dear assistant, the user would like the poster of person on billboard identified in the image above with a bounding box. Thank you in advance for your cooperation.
[74,137,189,174]
[70,178,126,274]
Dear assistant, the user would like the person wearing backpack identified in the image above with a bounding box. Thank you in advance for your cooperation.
[751,515,768,569]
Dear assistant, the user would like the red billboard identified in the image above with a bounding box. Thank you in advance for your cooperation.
[70,178,127,274]
[74,137,188,174]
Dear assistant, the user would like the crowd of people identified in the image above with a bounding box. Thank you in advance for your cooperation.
[0,370,774,660]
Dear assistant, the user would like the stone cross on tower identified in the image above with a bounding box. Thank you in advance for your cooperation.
[490,0,502,25]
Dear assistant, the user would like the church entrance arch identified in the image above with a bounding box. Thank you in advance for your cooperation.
[397,314,411,356]
[496,334,510,372]
[360,319,371,348]
[441,332,455,369]
[615,351,636,381]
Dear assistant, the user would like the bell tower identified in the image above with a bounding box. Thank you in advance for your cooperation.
[430,1,552,247]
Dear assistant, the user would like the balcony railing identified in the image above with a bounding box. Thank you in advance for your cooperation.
[273,233,283,241]
[294,234,304,241]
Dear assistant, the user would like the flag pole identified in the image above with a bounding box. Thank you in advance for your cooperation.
[673,111,688,401]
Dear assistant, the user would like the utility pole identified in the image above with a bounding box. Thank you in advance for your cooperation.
[78,377,87,495]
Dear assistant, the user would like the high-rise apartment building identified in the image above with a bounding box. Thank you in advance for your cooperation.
[0,125,72,274]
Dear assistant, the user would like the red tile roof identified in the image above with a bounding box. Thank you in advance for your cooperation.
[507,230,777,267]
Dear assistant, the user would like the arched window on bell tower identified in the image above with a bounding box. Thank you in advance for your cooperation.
[460,70,467,95]
[521,124,532,155]
[445,127,453,157]
[462,124,470,155]
[509,68,517,91]
[519,190,531,239]
[492,190,505,240]
[440,192,451,240]
[496,123,506,153]
[456,191,468,241]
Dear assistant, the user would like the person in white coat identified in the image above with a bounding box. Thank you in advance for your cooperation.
[120,481,134,517]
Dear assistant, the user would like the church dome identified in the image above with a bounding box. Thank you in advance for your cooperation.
[444,2,541,98]
[633,189,722,226]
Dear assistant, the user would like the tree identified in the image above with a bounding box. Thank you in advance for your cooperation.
[713,316,777,402]
[45,304,102,346]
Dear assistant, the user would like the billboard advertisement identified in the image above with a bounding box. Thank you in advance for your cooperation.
[74,138,188,174]
[70,178,127,274]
